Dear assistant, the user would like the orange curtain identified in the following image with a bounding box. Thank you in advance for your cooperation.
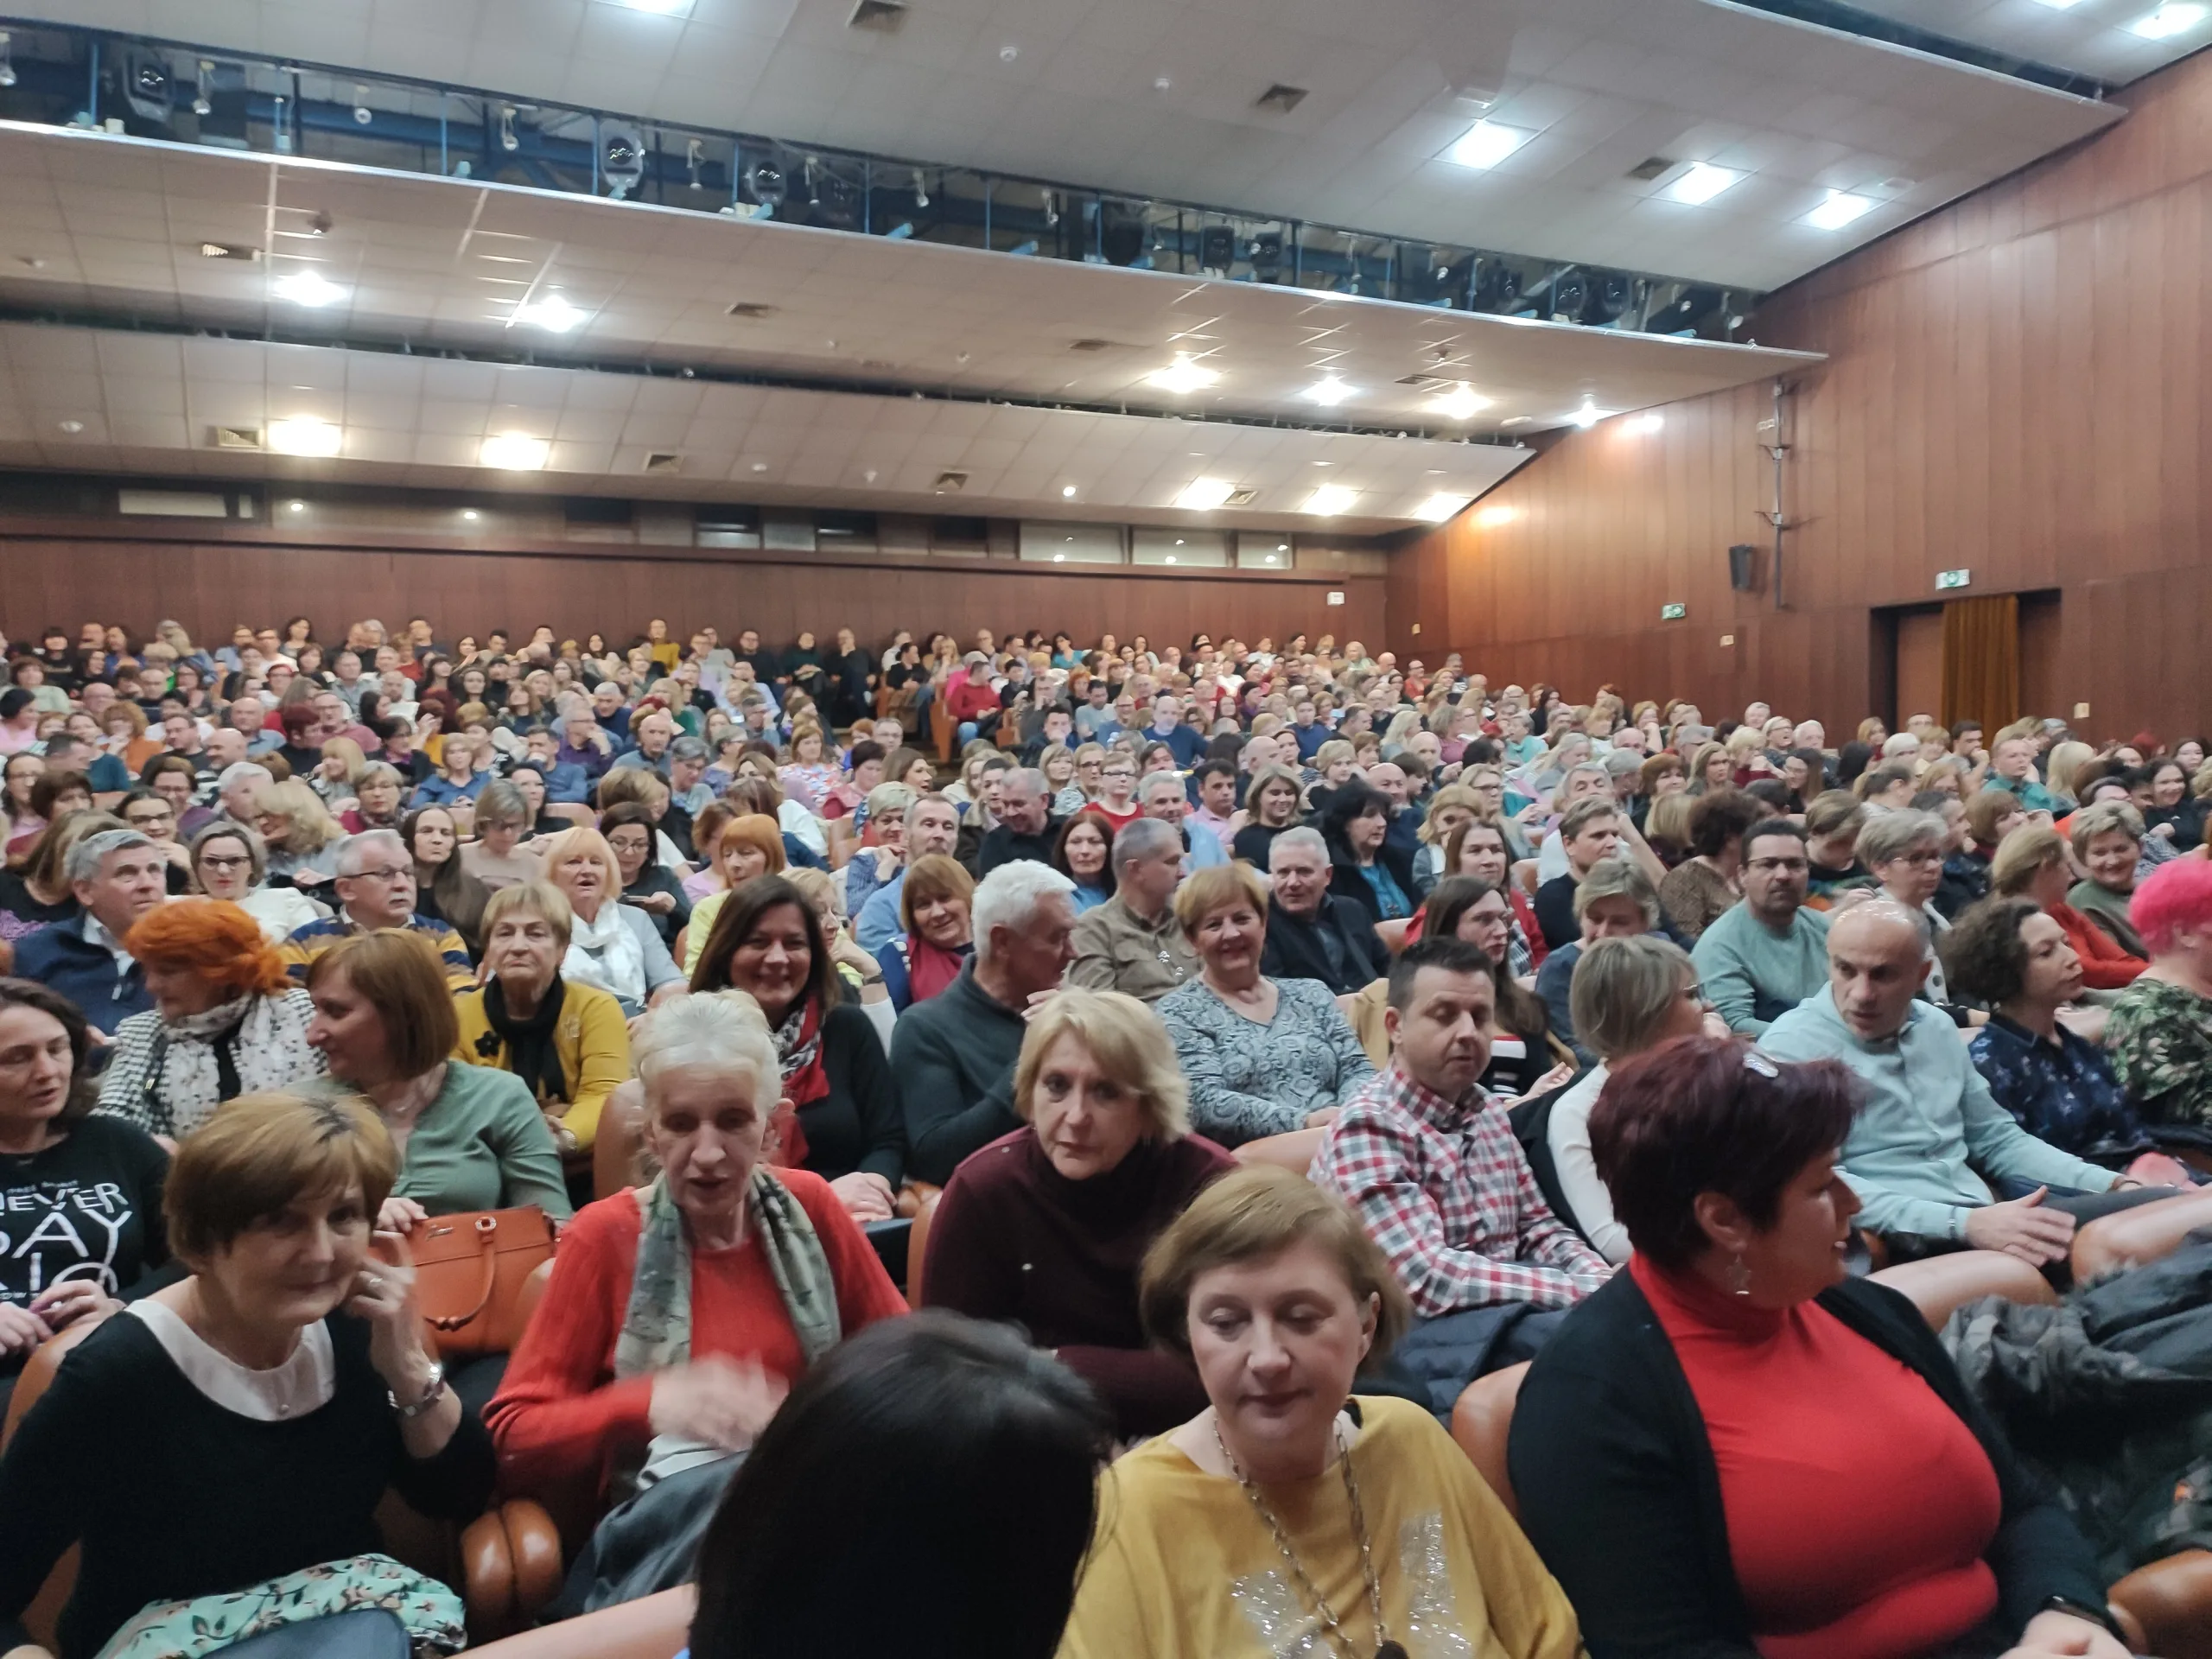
[1941,594,2019,733]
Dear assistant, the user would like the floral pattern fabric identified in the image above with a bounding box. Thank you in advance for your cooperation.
[2107,977,2212,1131]
[95,1553,463,1659]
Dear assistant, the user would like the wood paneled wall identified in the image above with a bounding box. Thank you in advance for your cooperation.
[1389,47,2212,743]
[0,528,1383,658]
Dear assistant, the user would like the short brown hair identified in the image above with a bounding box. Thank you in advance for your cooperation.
[1590,1036,1860,1270]
[166,1090,397,1260]
[1991,823,2067,896]
[1140,1165,1409,1361]
[481,880,574,950]
[899,853,974,936]
[1171,861,1268,932]
[1557,796,1619,842]
[0,977,100,1124]
[304,929,461,1076]
[1687,789,1766,860]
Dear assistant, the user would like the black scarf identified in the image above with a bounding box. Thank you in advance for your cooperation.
[480,976,569,1105]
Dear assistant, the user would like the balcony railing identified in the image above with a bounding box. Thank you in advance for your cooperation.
[0,17,1758,342]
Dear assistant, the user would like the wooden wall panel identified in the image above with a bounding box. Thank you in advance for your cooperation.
[1386,45,2212,742]
[0,534,1385,660]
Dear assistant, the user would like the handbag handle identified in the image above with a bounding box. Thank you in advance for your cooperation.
[424,1214,500,1333]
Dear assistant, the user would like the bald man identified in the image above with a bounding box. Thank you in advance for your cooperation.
[1762,901,2153,1267]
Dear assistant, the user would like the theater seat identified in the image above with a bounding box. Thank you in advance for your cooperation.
[1446,1251,2201,1654]
[462,1586,693,1658]
[2,1312,562,1651]
[907,1187,942,1306]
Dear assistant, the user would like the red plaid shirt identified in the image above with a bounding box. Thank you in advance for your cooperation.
[1312,1059,1611,1317]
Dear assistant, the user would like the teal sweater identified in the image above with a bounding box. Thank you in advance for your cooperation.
[1689,901,1830,1036]
[1761,988,2116,1240]
[388,1061,574,1220]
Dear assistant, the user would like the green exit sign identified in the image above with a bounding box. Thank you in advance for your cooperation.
[1660,603,1687,620]
[1936,569,1971,589]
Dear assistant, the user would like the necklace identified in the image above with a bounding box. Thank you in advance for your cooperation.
[1212,1417,1406,1659]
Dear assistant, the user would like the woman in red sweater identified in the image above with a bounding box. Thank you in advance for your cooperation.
[485,993,905,1509]
[919,988,1232,1438]
[1995,827,2147,990]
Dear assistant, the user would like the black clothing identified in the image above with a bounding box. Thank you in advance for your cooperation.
[0,1311,496,1659]
[889,962,1027,1186]
[1533,873,1582,951]
[0,1118,170,1379]
[1323,840,1419,934]
[1508,1270,2110,1659]
[976,820,1060,875]
[620,864,692,948]
[1232,821,1290,868]
[1261,894,1389,994]
[796,1002,906,1190]
[1936,850,1993,922]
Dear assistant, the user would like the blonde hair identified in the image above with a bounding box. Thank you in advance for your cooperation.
[540,825,623,897]
[255,778,344,852]
[1569,936,1695,1062]
[1171,861,1268,933]
[481,879,574,950]
[166,1090,396,1259]
[1417,784,1481,845]
[1012,988,1188,1141]
[2068,801,2145,858]
[899,852,975,935]
[1991,824,2068,896]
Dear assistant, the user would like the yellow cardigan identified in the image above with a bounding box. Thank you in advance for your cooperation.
[452,979,632,1149]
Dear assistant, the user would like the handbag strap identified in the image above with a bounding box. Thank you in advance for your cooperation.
[423,1213,501,1333]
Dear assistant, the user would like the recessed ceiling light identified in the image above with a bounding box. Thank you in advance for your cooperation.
[1177,477,1236,511]
[515,293,584,332]
[1302,373,1357,407]
[752,462,770,473]
[1165,555,1178,564]
[57,419,84,435]
[266,417,341,457]
[1263,554,1278,565]
[1667,162,1744,206]
[2130,1,2206,34]
[1052,552,1065,562]
[286,499,307,512]
[1442,120,1532,169]
[272,269,346,307]
[1304,484,1357,516]
[1061,484,1077,498]
[1427,383,1492,422]
[1567,402,1618,429]
[1275,543,1289,552]
[1803,189,1877,230]
[480,432,550,470]
[1146,355,1219,394]
[1174,538,1185,545]
[1415,493,1471,522]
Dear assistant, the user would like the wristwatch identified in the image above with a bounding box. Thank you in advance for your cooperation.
[2040,1593,2125,1642]
[390,1360,448,1420]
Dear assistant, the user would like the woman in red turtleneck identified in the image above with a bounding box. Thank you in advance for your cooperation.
[1507,1035,2129,1659]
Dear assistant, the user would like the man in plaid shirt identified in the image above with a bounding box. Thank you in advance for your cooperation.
[1313,937,1611,1319]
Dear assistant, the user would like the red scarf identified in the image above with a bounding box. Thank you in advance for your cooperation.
[766,997,828,1169]
[907,937,969,1006]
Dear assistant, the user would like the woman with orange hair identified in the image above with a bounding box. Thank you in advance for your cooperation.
[95,897,324,1139]
[680,813,788,974]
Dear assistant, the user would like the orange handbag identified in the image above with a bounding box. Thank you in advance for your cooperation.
[406,1207,558,1357]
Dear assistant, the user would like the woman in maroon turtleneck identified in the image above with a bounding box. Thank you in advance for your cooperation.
[1509,1035,2130,1659]
[918,988,1232,1438]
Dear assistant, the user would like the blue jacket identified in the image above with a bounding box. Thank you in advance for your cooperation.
[13,920,151,1033]
[535,760,592,804]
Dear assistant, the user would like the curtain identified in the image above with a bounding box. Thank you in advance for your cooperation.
[1941,594,2019,734]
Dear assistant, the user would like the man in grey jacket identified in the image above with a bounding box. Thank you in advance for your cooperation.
[1762,901,2153,1267]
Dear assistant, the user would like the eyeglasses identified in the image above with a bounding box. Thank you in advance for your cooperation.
[198,854,251,873]
[125,810,172,826]
[350,866,411,883]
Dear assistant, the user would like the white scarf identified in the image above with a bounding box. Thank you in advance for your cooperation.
[146,989,326,1137]
[563,899,647,1006]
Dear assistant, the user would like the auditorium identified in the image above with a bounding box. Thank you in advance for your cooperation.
[4,3,2212,1656]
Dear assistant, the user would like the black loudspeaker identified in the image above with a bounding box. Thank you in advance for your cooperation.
[1198,225,1236,274]
[1728,543,1758,591]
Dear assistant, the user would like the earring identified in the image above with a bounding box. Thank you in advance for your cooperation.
[1726,1252,1751,1297]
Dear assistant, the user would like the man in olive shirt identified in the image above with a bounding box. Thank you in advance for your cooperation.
[1068,817,1198,1003]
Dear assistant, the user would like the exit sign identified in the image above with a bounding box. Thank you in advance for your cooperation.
[1660,602,1687,620]
[1936,569,1971,589]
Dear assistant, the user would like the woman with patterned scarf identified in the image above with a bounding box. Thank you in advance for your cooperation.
[484,993,906,1534]
[96,897,325,1141]
[687,874,908,1224]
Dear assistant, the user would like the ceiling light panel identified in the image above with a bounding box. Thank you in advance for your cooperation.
[1442,121,1533,169]
[1415,493,1471,522]
[1176,477,1236,510]
[514,293,584,332]
[266,417,341,456]
[271,269,346,307]
[1146,356,1219,394]
[2130,3,2207,35]
[1802,188,1877,230]
[1667,162,1745,206]
[1427,384,1492,421]
[1302,374,1356,407]
[1304,484,1357,515]
[480,432,550,469]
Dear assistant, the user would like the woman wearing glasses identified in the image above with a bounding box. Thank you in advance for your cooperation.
[188,821,324,944]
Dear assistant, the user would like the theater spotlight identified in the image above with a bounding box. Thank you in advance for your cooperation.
[685,137,704,190]
[0,33,15,91]
[912,168,930,207]
[352,87,373,125]
[190,59,212,114]
[122,49,175,125]
[601,121,645,200]
[497,105,519,153]
[745,161,787,213]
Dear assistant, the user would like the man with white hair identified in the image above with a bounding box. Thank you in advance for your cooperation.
[276,830,472,985]
[1262,827,1388,994]
[1139,770,1227,873]
[892,860,1078,1185]
[1068,817,1198,1003]
[12,829,168,1031]
[215,761,274,829]
[976,768,1059,875]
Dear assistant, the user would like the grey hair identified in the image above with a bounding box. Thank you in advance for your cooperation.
[335,828,407,878]
[1570,935,1697,1062]
[353,762,404,792]
[1856,809,1947,868]
[1573,857,1661,926]
[1112,816,1181,869]
[2069,799,2145,856]
[1139,771,1188,804]
[632,990,779,1101]
[65,828,155,885]
[905,791,955,832]
[999,767,1047,798]
[473,779,530,829]
[864,781,916,825]
[217,761,273,794]
[970,859,1077,960]
[1268,826,1328,866]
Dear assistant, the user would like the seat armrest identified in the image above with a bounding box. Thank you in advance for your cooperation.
[461,1498,564,1644]
[2107,1547,2212,1657]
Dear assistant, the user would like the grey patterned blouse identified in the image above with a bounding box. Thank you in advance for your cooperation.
[1156,976,1376,1147]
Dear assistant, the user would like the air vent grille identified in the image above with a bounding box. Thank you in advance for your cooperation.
[212,425,263,450]
[643,452,683,475]
[932,471,969,493]
[1224,488,1258,507]
[726,302,776,319]
[1625,156,1676,181]
[1255,83,1308,113]
[849,0,907,32]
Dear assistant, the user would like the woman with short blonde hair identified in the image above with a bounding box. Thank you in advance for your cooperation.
[253,777,345,886]
[543,825,686,1014]
[921,988,1234,1438]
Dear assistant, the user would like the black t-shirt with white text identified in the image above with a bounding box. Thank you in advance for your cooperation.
[0,1116,170,1374]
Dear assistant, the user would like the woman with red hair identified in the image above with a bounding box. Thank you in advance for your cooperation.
[95,897,324,1140]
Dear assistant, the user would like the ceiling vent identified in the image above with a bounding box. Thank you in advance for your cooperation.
[199,242,262,262]
[1625,156,1676,181]
[643,452,683,475]
[1068,338,1125,353]
[725,302,776,319]
[932,471,969,493]
[212,425,264,450]
[848,0,907,32]
[1223,487,1258,506]
[1395,373,1445,388]
[1254,83,1308,114]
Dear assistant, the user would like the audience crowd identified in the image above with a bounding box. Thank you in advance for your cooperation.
[3,609,2210,1658]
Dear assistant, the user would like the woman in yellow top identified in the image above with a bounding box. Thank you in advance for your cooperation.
[452,880,631,1154]
[1059,1165,1582,1659]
